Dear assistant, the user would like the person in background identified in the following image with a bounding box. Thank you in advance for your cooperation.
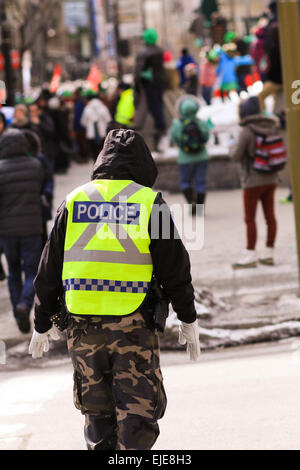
[113,82,135,129]
[22,130,54,246]
[36,90,57,165]
[200,51,217,105]
[80,91,112,162]
[48,96,73,174]
[183,63,199,96]
[216,43,253,100]
[0,111,7,281]
[0,129,44,333]
[11,104,31,130]
[134,28,167,151]
[28,102,56,168]
[176,48,198,88]
[236,37,253,94]
[73,88,88,162]
[231,96,279,268]
[170,95,210,216]
[251,21,268,83]
[258,1,282,111]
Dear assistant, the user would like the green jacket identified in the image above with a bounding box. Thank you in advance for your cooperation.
[170,97,210,165]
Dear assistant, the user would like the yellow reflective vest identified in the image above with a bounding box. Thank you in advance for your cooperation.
[62,179,157,316]
[114,89,135,126]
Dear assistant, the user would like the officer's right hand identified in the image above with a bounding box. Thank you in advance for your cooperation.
[178,320,201,361]
[29,326,60,359]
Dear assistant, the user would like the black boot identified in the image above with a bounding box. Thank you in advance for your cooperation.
[183,187,194,203]
[183,188,196,216]
[196,193,206,205]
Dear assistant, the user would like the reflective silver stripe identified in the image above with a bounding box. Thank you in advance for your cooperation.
[110,182,144,202]
[64,249,152,264]
[65,182,152,265]
[83,185,105,202]
[63,278,149,293]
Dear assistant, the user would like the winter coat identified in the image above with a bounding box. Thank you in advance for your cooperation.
[264,20,282,84]
[135,45,166,88]
[73,99,85,132]
[251,28,267,75]
[176,54,198,86]
[217,52,254,90]
[80,98,111,140]
[33,129,196,333]
[170,96,210,165]
[231,114,279,189]
[0,129,44,237]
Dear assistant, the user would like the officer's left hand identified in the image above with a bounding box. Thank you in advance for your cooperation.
[178,320,201,361]
[29,326,60,359]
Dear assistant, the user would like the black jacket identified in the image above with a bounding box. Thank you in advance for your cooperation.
[0,129,44,237]
[34,129,197,333]
[135,45,166,88]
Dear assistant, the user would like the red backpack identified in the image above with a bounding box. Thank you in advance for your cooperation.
[253,133,287,173]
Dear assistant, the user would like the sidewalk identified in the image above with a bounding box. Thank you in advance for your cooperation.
[1,341,300,450]
[0,160,299,350]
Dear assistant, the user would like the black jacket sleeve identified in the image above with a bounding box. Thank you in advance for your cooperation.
[148,194,197,324]
[34,201,67,333]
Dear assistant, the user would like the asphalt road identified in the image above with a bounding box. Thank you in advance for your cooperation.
[0,340,299,451]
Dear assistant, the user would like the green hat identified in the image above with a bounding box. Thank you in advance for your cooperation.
[224,31,236,43]
[143,28,158,45]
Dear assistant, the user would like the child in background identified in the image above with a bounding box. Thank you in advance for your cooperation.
[231,96,280,268]
[217,43,254,99]
[171,95,210,215]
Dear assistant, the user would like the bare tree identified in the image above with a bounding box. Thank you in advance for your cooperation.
[8,0,63,88]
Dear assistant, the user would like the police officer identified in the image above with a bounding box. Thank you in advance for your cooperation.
[29,129,200,450]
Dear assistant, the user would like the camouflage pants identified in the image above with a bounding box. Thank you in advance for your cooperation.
[66,312,167,450]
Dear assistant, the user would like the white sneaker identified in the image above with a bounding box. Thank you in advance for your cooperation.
[259,247,274,266]
[232,250,258,269]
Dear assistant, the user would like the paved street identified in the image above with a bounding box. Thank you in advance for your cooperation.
[0,341,300,450]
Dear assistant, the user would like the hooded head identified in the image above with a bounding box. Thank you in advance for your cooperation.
[269,1,277,14]
[239,96,261,120]
[92,129,158,188]
[177,95,200,120]
[0,128,29,160]
[143,28,158,46]
[22,129,42,157]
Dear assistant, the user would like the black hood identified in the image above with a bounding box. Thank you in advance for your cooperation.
[0,128,29,160]
[92,129,158,188]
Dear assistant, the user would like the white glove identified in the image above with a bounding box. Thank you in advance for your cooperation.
[29,326,60,359]
[178,320,201,361]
